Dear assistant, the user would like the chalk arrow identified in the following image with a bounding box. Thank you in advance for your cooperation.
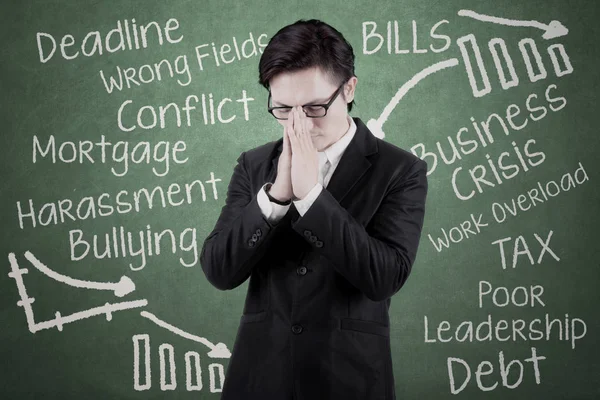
[367,58,459,139]
[140,311,231,358]
[24,251,135,297]
[458,9,568,39]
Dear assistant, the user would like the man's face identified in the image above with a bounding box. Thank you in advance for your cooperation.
[269,66,356,152]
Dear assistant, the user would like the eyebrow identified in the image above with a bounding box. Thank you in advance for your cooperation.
[272,97,328,107]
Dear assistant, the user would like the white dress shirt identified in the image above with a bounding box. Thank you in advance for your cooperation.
[257,115,357,224]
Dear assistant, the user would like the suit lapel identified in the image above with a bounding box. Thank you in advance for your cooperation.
[269,117,378,208]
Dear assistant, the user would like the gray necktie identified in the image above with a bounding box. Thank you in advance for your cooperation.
[318,152,331,187]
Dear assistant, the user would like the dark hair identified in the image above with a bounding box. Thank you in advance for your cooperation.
[258,19,356,112]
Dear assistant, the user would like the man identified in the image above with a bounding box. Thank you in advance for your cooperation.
[200,19,428,400]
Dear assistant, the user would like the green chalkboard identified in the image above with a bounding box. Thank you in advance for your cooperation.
[2,0,599,399]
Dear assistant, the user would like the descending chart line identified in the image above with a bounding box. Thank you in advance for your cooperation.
[140,311,231,358]
[24,250,136,297]
[458,9,568,39]
[35,300,149,332]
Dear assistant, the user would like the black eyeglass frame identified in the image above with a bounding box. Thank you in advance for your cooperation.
[267,81,346,120]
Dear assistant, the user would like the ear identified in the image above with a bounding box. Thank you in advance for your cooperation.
[344,76,358,103]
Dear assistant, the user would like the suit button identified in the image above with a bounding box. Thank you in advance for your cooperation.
[252,233,258,241]
[303,230,311,238]
[315,241,323,248]
[309,235,317,242]
[255,229,262,237]
[248,240,255,247]
[291,324,303,334]
[297,266,307,275]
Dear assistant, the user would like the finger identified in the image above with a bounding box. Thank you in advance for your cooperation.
[295,108,307,151]
[288,110,297,150]
[283,121,289,151]
[301,107,309,136]
[292,108,301,139]
[291,107,297,134]
[287,109,295,137]
[299,106,307,133]
[299,108,310,151]
[301,109,313,149]
[281,115,288,144]
[291,107,298,133]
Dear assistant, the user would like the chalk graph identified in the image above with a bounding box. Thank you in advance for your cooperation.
[367,8,570,140]
[7,251,147,333]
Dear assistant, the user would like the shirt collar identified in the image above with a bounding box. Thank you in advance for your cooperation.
[319,115,356,167]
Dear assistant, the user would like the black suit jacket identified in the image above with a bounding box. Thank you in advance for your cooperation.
[200,117,428,400]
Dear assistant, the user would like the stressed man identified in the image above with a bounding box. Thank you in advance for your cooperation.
[200,18,428,400]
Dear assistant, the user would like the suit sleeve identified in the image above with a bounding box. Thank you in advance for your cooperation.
[200,152,286,290]
[291,159,428,301]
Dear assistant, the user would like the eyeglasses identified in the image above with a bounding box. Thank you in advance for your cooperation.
[267,81,346,120]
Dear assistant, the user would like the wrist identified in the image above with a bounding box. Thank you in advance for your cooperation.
[266,183,291,204]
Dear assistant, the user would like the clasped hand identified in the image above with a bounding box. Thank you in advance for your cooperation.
[273,106,319,201]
